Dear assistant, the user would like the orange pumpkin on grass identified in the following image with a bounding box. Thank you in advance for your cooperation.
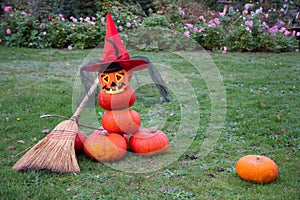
[129,127,169,156]
[236,155,278,183]
[102,109,141,135]
[83,129,127,162]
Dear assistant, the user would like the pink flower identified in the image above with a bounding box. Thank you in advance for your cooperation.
[178,7,185,17]
[101,17,105,24]
[186,23,193,29]
[246,27,251,32]
[6,29,11,35]
[295,49,299,53]
[269,25,278,32]
[256,7,263,14]
[222,47,227,54]
[119,26,123,31]
[280,27,286,32]
[245,20,253,27]
[84,17,90,22]
[198,16,205,22]
[265,24,269,30]
[40,23,46,29]
[208,23,216,28]
[284,30,290,36]
[67,45,73,51]
[297,32,300,36]
[264,14,269,20]
[184,31,190,38]
[214,18,220,25]
[219,12,224,17]
[0,39,2,43]
[292,30,296,36]
[72,18,77,23]
[199,28,205,33]
[193,27,198,33]
[229,6,234,11]
[42,31,46,36]
[4,6,11,13]
[126,22,131,28]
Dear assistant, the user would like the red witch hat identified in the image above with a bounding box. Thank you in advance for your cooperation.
[82,12,148,72]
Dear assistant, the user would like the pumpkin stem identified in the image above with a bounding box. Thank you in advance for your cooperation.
[102,130,108,136]
[148,126,158,133]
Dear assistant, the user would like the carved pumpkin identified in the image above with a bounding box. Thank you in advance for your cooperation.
[98,85,136,110]
[83,129,127,162]
[98,67,132,95]
[129,127,169,156]
[102,109,141,135]
[236,155,278,183]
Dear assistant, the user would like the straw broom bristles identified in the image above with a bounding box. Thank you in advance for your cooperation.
[13,78,99,174]
[13,119,79,173]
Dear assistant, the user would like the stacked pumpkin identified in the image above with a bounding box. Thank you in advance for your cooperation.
[83,68,169,162]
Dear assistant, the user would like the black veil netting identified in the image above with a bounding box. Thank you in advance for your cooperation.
[78,56,171,108]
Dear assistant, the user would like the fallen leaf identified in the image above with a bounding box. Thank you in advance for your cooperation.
[17,140,25,144]
[277,114,281,120]
[207,173,216,178]
[274,131,282,135]
[217,166,225,172]
[42,129,50,134]
[8,146,16,150]
[161,185,166,193]
[185,154,199,160]
[285,142,292,147]
[260,102,267,107]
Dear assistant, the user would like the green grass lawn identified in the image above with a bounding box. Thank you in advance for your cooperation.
[0,46,299,199]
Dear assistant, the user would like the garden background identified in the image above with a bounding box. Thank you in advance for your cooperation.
[0,0,299,52]
[0,0,299,199]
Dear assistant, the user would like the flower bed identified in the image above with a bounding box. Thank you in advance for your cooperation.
[0,5,298,52]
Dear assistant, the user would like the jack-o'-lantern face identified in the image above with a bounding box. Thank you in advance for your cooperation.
[99,68,132,94]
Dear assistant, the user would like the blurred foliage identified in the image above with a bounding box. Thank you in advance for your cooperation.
[0,0,298,52]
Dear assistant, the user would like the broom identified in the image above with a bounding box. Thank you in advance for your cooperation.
[13,78,99,174]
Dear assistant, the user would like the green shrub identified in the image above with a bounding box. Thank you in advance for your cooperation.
[0,3,298,52]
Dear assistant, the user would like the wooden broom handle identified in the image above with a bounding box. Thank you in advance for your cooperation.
[71,77,99,121]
